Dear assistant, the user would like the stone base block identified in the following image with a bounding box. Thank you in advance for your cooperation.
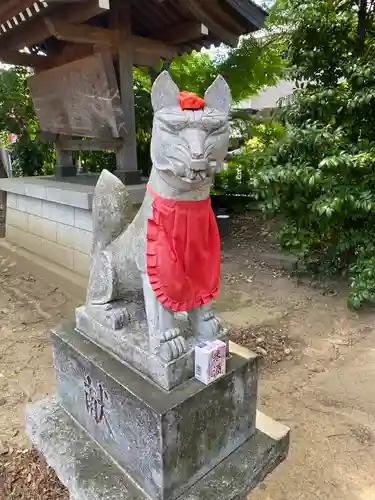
[114,169,143,185]
[55,165,77,179]
[52,325,259,500]
[26,398,289,500]
[76,304,228,391]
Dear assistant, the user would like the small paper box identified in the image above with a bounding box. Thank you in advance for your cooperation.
[194,340,227,385]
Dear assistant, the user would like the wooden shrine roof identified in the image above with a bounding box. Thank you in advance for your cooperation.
[0,0,267,70]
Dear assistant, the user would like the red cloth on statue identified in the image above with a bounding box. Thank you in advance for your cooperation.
[146,186,221,312]
[178,91,205,110]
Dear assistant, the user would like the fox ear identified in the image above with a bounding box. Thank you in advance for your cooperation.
[204,76,232,114]
[151,71,180,112]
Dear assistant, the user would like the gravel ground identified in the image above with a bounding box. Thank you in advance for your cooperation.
[0,447,68,500]
[1,212,375,499]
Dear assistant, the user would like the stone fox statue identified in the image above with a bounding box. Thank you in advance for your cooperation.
[86,71,231,363]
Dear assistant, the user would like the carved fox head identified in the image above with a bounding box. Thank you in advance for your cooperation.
[150,71,231,187]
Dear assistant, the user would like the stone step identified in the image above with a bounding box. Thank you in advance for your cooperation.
[26,398,290,500]
[51,325,260,500]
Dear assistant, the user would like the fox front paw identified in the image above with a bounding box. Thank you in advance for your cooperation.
[157,328,188,362]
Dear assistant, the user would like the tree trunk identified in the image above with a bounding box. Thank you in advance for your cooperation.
[356,0,367,56]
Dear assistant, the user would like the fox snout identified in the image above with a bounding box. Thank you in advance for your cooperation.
[180,128,208,166]
[190,159,208,171]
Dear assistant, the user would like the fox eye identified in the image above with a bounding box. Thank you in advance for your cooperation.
[159,113,188,131]
[172,122,188,132]
[202,116,224,131]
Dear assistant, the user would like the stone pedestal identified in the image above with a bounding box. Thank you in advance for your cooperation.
[51,325,258,500]
[26,324,289,500]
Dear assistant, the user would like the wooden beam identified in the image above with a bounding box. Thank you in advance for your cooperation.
[132,35,177,59]
[1,0,108,50]
[44,18,178,58]
[45,17,118,47]
[1,1,178,63]
[0,49,56,70]
[183,0,238,46]
[47,41,173,69]
[0,38,177,70]
[47,0,109,6]
[110,0,138,177]
[160,22,208,44]
[36,131,58,143]
[57,0,108,22]
[0,1,34,26]
[55,141,76,179]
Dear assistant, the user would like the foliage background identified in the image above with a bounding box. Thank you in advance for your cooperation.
[235,0,375,309]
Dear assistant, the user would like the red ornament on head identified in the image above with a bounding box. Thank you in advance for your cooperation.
[178,91,205,110]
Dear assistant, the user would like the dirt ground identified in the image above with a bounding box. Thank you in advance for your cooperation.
[1,213,375,499]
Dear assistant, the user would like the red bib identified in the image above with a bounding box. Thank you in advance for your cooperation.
[146,186,221,312]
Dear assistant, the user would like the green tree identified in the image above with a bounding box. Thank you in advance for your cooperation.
[170,36,283,102]
[0,66,35,137]
[0,66,56,176]
[139,35,284,102]
[248,0,375,308]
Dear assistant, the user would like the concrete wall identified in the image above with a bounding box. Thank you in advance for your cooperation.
[6,192,92,277]
[0,176,145,278]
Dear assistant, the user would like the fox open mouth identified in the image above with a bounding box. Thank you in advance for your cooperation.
[182,170,210,182]
[179,160,218,183]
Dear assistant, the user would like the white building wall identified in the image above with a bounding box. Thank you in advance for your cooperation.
[238,80,295,110]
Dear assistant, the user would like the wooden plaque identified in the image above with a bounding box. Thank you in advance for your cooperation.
[28,52,125,139]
